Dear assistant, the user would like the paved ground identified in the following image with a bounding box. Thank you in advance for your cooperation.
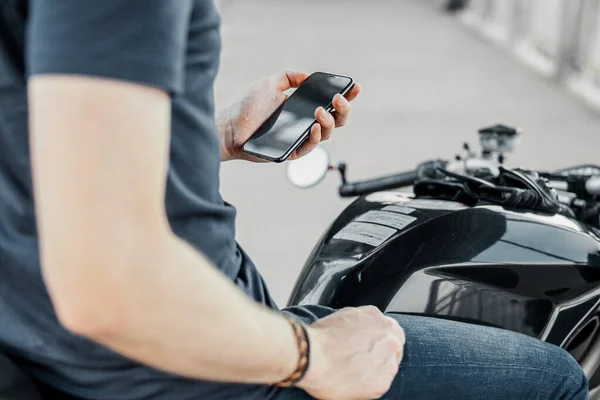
[215,0,600,305]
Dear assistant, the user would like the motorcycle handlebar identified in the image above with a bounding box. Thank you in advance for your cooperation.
[338,170,418,197]
[336,169,598,199]
[545,174,600,198]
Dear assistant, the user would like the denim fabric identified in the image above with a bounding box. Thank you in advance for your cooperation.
[0,306,587,399]
[258,307,589,400]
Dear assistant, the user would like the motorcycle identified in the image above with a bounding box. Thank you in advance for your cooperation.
[1,125,599,399]
[285,124,600,397]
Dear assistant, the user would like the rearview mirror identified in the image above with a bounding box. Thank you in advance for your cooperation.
[286,146,330,188]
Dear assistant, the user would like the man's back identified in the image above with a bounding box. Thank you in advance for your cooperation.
[0,1,271,398]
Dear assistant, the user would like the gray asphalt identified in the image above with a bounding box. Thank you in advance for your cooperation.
[215,0,600,305]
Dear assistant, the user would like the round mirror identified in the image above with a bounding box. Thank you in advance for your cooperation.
[286,146,330,188]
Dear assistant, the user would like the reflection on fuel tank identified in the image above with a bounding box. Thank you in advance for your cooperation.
[422,277,552,336]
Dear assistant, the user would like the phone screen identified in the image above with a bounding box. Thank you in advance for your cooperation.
[243,72,353,161]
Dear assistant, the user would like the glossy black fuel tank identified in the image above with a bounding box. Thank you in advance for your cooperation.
[288,192,600,347]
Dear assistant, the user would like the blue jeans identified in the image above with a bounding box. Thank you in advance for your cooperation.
[254,307,589,400]
[17,307,588,400]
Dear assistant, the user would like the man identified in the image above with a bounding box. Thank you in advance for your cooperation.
[0,1,589,399]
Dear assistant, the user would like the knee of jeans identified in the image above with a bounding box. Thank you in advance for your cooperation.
[540,344,588,394]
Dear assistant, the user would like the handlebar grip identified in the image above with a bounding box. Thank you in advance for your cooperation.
[586,177,600,196]
[339,170,418,197]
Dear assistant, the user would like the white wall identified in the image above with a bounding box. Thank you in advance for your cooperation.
[487,0,515,41]
[528,0,563,59]
[590,6,600,86]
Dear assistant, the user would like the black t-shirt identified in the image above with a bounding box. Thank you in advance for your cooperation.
[0,1,275,398]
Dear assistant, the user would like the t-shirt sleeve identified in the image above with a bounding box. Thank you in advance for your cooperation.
[27,0,192,95]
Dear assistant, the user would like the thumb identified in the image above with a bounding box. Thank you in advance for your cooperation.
[276,70,310,91]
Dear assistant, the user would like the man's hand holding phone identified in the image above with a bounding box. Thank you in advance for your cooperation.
[218,70,361,163]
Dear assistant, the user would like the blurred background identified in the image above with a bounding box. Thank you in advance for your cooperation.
[215,0,600,305]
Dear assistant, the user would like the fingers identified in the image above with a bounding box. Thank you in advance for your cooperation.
[345,82,361,102]
[382,318,405,367]
[385,316,406,346]
[331,94,351,128]
[328,82,360,128]
[292,123,321,160]
[315,106,336,141]
[275,70,310,91]
[285,78,361,161]
[360,305,383,316]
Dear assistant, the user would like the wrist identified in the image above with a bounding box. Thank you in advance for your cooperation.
[296,326,328,391]
[216,107,236,162]
[276,316,301,383]
[270,317,311,387]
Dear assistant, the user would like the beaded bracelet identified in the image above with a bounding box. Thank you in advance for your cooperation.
[270,317,310,387]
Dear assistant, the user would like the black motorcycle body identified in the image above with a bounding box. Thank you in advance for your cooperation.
[288,192,600,358]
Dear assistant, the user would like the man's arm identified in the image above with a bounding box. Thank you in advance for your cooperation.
[25,0,303,385]
[27,2,404,398]
[30,75,299,383]
[30,76,405,399]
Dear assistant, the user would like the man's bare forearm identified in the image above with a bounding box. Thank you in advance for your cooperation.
[29,75,299,385]
[81,229,299,384]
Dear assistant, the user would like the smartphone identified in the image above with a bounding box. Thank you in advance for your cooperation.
[242,72,355,163]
